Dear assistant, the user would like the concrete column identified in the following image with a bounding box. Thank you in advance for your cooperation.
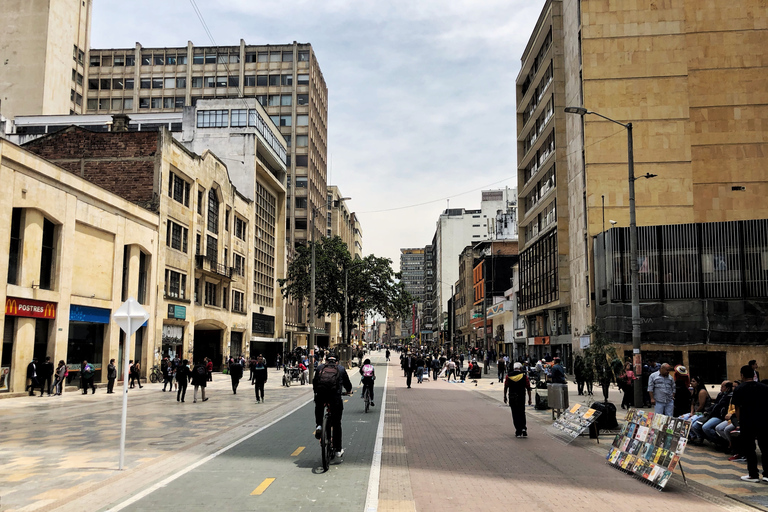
[11,318,35,393]
[52,195,77,372]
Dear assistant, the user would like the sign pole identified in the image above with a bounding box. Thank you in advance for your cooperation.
[119,317,132,470]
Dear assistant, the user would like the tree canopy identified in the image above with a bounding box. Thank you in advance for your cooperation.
[278,236,413,343]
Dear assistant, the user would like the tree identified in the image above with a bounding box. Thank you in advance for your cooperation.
[278,236,412,344]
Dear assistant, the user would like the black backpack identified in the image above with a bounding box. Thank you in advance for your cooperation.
[315,365,339,394]
[196,365,206,377]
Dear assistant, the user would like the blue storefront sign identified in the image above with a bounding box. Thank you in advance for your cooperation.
[168,305,186,320]
[70,305,111,324]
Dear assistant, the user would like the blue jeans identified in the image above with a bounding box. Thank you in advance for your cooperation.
[700,417,724,443]
[416,367,424,383]
[654,401,674,416]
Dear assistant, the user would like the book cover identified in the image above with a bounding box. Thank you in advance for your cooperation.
[676,437,688,455]
[668,454,680,471]
[657,470,673,488]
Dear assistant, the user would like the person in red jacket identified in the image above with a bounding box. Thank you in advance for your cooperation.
[504,362,533,438]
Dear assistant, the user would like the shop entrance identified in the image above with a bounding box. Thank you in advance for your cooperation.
[250,342,282,368]
[193,329,222,370]
[67,322,104,385]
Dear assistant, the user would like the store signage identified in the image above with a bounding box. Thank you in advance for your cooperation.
[5,297,56,319]
[514,328,527,339]
[534,336,550,345]
[167,304,187,320]
[70,304,111,324]
[486,303,504,317]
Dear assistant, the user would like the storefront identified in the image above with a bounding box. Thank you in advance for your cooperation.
[67,305,110,384]
[2,297,57,393]
[163,305,186,360]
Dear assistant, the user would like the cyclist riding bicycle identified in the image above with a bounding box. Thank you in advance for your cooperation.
[313,355,353,459]
[360,358,376,407]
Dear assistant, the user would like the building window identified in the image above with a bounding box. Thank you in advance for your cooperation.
[164,77,175,89]
[268,95,281,107]
[152,78,163,89]
[204,281,217,306]
[297,74,309,85]
[222,287,228,310]
[138,251,149,305]
[228,76,239,88]
[125,78,134,90]
[233,253,246,276]
[216,76,227,88]
[256,95,267,106]
[176,77,186,89]
[151,97,162,109]
[244,75,256,86]
[281,74,293,86]
[88,78,98,90]
[281,94,292,106]
[206,235,218,264]
[298,51,309,62]
[191,76,203,88]
[90,55,101,67]
[296,135,308,147]
[279,115,292,126]
[154,54,164,66]
[296,115,309,126]
[258,52,268,62]
[197,189,204,215]
[234,217,246,240]
[196,110,229,128]
[245,52,257,63]
[297,94,309,105]
[282,52,293,62]
[124,98,133,109]
[7,208,22,285]
[295,176,308,188]
[269,52,281,62]
[295,155,308,167]
[125,55,135,66]
[231,109,247,127]
[207,189,219,234]
[233,290,245,313]
[140,78,151,89]
[175,97,185,108]
[163,97,174,108]
[166,220,189,253]
[295,197,307,209]
[40,218,56,290]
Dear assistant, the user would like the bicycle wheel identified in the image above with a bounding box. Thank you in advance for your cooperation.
[321,410,331,471]
[149,372,159,384]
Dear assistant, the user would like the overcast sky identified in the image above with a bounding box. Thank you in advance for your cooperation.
[92,0,544,269]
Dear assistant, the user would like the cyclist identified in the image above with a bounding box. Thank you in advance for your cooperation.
[360,358,376,407]
[313,355,352,459]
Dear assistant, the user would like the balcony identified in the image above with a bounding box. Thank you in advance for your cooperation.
[195,254,234,280]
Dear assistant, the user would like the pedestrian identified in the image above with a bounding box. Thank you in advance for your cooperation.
[229,357,243,394]
[253,355,267,403]
[81,360,96,394]
[748,360,761,382]
[385,349,390,361]
[52,360,67,396]
[38,356,54,396]
[176,359,191,402]
[673,365,691,417]
[504,362,532,437]
[107,358,117,393]
[25,357,39,396]
[192,360,208,403]
[497,355,506,383]
[416,355,424,384]
[432,356,441,381]
[129,360,143,389]
[160,360,173,391]
[648,363,675,415]
[732,365,768,483]
[574,355,586,395]
[404,353,415,388]
[275,354,281,371]
[249,358,256,384]
[618,361,636,409]
[550,357,566,385]
[205,357,213,382]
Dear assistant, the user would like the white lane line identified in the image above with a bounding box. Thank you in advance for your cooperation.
[105,398,313,512]
[364,359,388,512]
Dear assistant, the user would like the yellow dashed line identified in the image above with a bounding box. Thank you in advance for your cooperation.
[344,399,348,403]
[251,477,276,495]
[291,447,305,456]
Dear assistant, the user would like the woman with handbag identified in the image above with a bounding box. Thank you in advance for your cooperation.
[52,360,67,395]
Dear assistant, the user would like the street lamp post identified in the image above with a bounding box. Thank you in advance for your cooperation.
[565,106,655,409]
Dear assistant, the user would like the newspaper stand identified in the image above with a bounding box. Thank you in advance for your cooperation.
[549,403,602,445]
[605,408,691,491]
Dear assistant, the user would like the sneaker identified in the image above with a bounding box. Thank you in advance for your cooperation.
[734,457,748,463]
[202,398,208,402]
[256,400,260,403]
[193,399,197,403]
[729,454,743,461]
[515,434,522,438]
[741,476,760,483]
[314,426,322,440]
[370,402,375,407]
[522,430,528,438]
[335,449,345,458]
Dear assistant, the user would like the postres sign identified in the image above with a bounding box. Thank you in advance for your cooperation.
[5,297,56,319]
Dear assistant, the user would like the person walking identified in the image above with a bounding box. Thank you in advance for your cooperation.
[52,360,67,396]
[574,355,586,395]
[25,357,39,396]
[648,363,675,415]
[39,356,54,396]
[385,349,391,361]
[205,357,213,382]
[416,355,425,384]
[107,358,117,393]
[129,361,143,389]
[504,362,532,437]
[176,359,191,402]
[81,360,96,394]
[249,358,256,384]
[497,355,506,383]
[229,357,243,394]
[253,355,268,403]
[403,353,415,388]
[162,360,174,392]
[732,365,768,483]
[191,361,208,403]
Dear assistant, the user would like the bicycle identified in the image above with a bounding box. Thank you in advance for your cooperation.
[149,365,163,383]
[320,391,352,471]
[362,383,371,413]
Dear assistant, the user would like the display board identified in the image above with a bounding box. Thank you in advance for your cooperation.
[550,403,601,444]
[606,408,692,490]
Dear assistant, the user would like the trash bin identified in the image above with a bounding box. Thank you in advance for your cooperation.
[547,383,569,411]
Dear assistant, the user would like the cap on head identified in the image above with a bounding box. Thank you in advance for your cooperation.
[513,362,523,370]
[327,356,337,363]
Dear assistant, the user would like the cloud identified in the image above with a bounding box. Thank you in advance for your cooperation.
[91,0,544,268]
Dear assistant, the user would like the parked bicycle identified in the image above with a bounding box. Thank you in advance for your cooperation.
[149,365,163,383]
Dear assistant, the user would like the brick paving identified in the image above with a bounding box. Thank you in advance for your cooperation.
[382,357,753,512]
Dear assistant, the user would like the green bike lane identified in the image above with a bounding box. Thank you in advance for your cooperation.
[102,361,387,512]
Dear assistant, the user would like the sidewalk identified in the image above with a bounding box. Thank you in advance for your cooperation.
[0,368,312,512]
[464,364,768,510]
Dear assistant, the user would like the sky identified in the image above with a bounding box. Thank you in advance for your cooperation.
[91,0,545,270]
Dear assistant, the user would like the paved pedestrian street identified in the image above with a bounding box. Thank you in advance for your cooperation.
[0,355,765,512]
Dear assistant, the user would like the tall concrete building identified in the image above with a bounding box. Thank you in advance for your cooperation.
[518,0,768,377]
[399,248,425,337]
[0,0,93,120]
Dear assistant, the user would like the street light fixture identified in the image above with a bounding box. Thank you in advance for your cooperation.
[565,106,655,409]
